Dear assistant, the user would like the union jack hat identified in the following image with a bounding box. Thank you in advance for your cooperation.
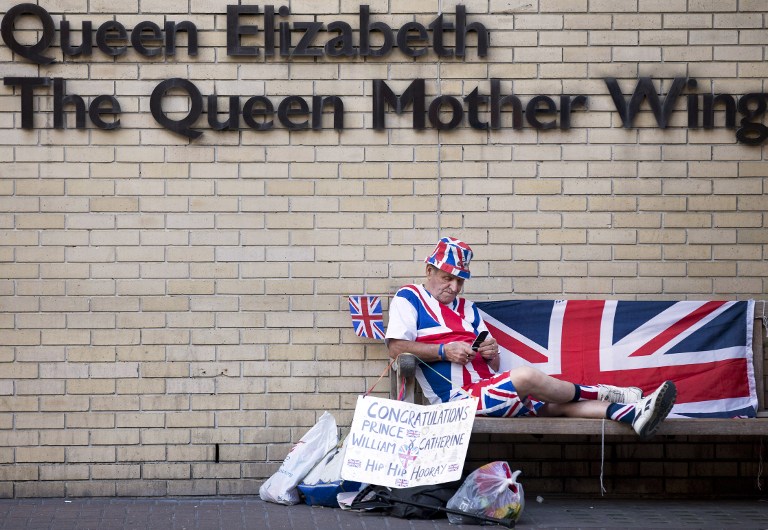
[424,237,473,280]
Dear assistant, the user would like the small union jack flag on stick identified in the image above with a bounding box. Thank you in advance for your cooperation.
[348,295,385,340]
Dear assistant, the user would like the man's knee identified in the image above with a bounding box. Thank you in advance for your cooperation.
[507,365,541,392]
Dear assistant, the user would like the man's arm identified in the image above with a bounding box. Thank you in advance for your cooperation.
[387,338,477,365]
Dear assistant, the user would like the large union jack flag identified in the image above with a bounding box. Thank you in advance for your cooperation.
[348,295,385,340]
[475,299,757,418]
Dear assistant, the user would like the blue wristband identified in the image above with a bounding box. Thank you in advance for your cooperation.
[438,343,445,360]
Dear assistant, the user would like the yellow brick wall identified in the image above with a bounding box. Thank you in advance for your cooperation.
[0,0,766,497]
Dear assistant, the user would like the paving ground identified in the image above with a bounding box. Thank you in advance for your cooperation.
[0,496,766,530]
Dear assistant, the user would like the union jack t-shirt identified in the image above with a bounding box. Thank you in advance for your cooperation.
[385,284,494,404]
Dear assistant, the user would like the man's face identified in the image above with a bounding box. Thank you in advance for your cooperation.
[425,265,465,305]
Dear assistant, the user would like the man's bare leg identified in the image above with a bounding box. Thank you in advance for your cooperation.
[506,365,641,405]
[538,400,610,419]
[506,366,581,403]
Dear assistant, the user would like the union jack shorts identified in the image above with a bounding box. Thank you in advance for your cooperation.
[464,371,545,418]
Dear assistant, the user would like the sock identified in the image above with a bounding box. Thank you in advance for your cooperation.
[570,384,581,402]
[607,403,636,424]
[572,384,600,401]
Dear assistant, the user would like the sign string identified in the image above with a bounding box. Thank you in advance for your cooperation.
[415,357,474,399]
[363,353,475,400]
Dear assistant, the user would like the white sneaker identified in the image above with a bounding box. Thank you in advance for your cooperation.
[632,381,677,439]
[597,384,643,404]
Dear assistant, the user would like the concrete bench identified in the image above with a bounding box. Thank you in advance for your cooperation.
[389,302,768,437]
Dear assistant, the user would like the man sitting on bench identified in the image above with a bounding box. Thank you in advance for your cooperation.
[385,236,677,439]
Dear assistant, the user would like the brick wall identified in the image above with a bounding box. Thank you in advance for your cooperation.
[1,0,766,498]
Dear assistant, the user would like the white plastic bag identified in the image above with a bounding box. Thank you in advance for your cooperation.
[259,411,338,505]
[298,437,365,507]
[301,435,348,486]
[446,461,524,524]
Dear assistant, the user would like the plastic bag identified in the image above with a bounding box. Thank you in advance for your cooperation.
[301,434,348,486]
[259,411,338,505]
[297,436,363,507]
[446,461,524,524]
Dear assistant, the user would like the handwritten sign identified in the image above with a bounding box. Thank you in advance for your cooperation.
[341,395,476,489]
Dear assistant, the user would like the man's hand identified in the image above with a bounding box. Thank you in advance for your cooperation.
[477,337,500,371]
[443,341,474,364]
[477,337,499,359]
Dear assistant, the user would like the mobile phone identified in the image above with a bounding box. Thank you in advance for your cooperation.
[471,331,489,351]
